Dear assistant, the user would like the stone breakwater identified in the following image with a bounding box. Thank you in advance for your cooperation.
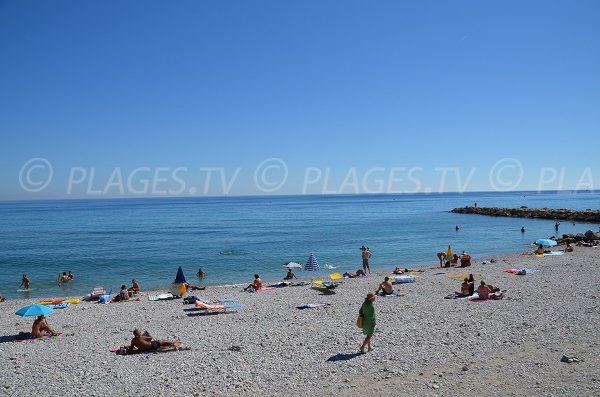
[451,206,600,223]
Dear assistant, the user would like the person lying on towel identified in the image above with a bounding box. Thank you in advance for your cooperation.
[130,329,180,352]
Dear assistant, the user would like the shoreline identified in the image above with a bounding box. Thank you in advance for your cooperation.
[1,245,598,396]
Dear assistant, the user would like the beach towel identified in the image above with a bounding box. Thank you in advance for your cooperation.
[543,251,564,256]
[51,302,70,309]
[296,303,331,309]
[148,293,175,301]
[110,346,190,355]
[468,292,504,301]
[393,276,415,284]
[444,293,472,300]
[16,333,64,343]
[504,267,541,275]
[446,273,481,281]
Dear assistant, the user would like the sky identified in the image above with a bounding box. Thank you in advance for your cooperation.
[1,0,599,199]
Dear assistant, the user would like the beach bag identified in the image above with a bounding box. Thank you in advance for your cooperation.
[356,314,364,328]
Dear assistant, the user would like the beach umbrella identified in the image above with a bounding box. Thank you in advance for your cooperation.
[446,245,453,259]
[174,266,187,284]
[304,253,320,272]
[536,239,557,247]
[16,304,54,317]
[282,262,302,269]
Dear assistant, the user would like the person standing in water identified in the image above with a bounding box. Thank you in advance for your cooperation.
[20,274,30,290]
[521,226,525,233]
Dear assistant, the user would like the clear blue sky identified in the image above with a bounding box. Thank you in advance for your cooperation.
[1,0,599,199]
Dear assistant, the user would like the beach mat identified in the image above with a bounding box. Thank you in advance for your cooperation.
[16,333,64,343]
[446,273,481,280]
[296,303,331,309]
[148,293,175,301]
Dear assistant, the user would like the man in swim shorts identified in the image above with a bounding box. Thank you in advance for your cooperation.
[130,329,181,352]
[362,248,372,273]
[376,276,394,295]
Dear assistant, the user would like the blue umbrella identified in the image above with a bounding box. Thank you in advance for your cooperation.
[16,304,54,317]
[536,239,557,247]
[304,253,320,272]
[174,266,187,284]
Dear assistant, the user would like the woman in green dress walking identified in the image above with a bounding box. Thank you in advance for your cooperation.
[359,292,377,353]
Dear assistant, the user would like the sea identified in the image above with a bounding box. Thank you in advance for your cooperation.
[1,191,598,300]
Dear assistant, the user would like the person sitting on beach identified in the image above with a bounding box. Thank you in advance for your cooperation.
[244,274,263,291]
[284,269,296,280]
[468,274,475,295]
[355,268,367,277]
[535,244,545,255]
[0,293,5,302]
[130,329,180,352]
[20,274,30,290]
[67,271,74,280]
[455,278,472,297]
[460,251,472,267]
[184,282,206,291]
[115,285,130,302]
[477,281,503,300]
[376,277,394,295]
[32,315,59,338]
[128,279,141,293]
[564,243,573,252]
[197,268,206,278]
[450,254,459,265]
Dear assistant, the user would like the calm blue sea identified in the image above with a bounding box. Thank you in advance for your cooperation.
[1,191,598,299]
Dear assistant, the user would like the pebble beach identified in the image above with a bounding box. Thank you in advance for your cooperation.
[1,247,599,397]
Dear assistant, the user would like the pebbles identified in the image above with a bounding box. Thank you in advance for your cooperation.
[1,248,599,396]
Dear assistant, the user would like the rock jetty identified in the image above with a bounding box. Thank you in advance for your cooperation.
[451,206,600,223]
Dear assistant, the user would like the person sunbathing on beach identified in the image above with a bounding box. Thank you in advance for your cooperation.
[128,279,141,293]
[460,251,472,267]
[244,274,263,291]
[184,282,206,291]
[455,278,472,297]
[535,244,545,255]
[284,269,296,280]
[32,315,59,338]
[564,243,574,252]
[477,281,503,300]
[376,277,394,295]
[130,329,180,352]
[114,285,130,302]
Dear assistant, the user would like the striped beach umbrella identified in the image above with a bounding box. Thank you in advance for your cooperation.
[304,253,320,272]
